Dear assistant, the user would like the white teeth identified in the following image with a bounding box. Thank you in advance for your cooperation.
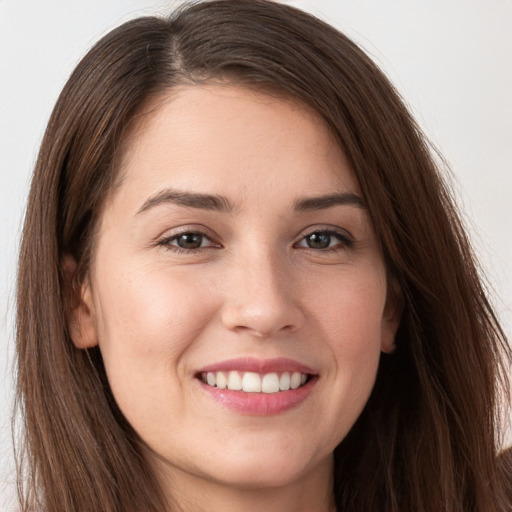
[290,372,302,389]
[202,370,309,393]
[279,372,291,391]
[242,372,261,392]
[216,371,227,389]
[227,371,242,390]
[262,373,280,393]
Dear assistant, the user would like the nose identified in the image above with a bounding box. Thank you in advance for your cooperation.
[220,249,305,338]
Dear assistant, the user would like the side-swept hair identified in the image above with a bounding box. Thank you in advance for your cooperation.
[16,1,511,511]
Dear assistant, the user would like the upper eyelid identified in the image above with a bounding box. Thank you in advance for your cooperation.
[297,225,354,241]
[153,228,221,253]
[157,225,219,241]
[164,231,213,242]
[154,224,354,246]
[156,231,221,253]
[293,227,355,252]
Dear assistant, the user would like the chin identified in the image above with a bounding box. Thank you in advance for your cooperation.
[203,456,317,490]
[152,435,330,492]
[203,436,332,490]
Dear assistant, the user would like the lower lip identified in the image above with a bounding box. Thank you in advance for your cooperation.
[198,377,317,415]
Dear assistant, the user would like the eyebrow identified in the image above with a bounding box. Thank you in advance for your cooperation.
[293,192,366,211]
[137,188,365,215]
[137,189,234,214]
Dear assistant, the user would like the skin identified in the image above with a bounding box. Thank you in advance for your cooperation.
[69,84,399,512]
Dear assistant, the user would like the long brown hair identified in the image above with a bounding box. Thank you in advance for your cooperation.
[15,1,511,511]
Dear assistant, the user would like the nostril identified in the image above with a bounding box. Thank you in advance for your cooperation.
[222,310,303,338]
[219,274,306,337]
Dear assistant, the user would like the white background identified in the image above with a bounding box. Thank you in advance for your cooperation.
[1,1,511,509]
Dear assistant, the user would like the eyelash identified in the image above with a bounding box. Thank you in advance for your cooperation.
[156,227,354,254]
[295,228,354,251]
[156,229,219,254]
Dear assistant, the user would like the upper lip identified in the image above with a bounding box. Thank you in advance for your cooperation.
[198,357,317,375]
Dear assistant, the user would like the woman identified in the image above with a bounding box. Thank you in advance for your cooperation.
[15,1,511,511]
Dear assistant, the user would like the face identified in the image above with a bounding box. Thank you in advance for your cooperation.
[71,84,398,498]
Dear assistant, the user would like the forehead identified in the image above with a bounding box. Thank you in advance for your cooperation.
[111,84,359,210]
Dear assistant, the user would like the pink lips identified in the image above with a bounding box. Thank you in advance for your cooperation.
[199,357,316,375]
[196,357,318,416]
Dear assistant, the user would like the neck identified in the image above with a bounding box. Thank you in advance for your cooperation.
[153,454,336,512]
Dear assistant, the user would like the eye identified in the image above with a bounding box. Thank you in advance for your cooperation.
[296,229,353,250]
[157,230,218,252]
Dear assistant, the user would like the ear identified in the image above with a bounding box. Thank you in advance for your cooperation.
[381,313,399,354]
[61,254,99,349]
[381,278,402,354]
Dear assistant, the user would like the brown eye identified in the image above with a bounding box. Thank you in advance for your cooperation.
[305,232,332,249]
[175,233,205,249]
[297,230,353,250]
[158,230,217,252]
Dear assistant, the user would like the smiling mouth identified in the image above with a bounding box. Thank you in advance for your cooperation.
[199,371,310,393]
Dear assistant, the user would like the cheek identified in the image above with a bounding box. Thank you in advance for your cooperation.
[310,269,386,429]
[313,267,387,350]
[91,261,218,395]
[326,296,383,388]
